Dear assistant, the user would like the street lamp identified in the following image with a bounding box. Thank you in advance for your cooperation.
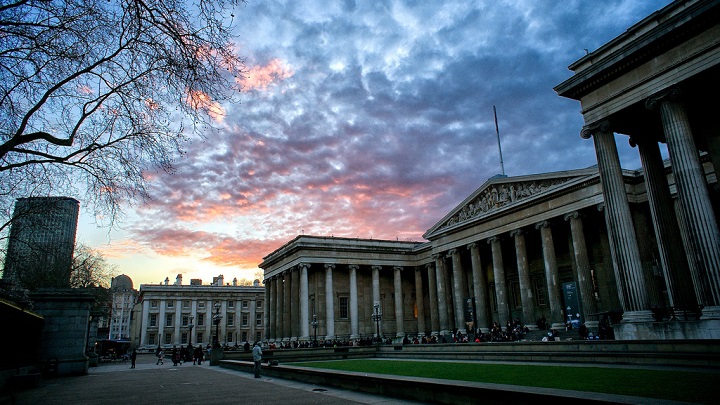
[371,302,382,343]
[311,314,319,346]
[213,302,222,348]
[188,315,195,345]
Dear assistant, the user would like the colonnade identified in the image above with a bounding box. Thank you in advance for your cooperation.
[264,208,606,342]
[582,87,720,322]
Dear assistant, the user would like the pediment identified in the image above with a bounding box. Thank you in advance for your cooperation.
[424,167,598,238]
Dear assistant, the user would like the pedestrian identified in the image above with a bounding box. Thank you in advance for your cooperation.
[252,342,262,378]
[130,348,137,369]
[155,346,164,365]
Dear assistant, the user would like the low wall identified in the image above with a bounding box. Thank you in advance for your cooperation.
[220,360,652,405]
[224,340,720,369]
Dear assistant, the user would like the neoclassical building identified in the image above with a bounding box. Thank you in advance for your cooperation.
[136,275,265,349]
[261,0,720,341]
[108,274,138,341]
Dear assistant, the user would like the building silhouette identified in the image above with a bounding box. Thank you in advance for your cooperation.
[2,197,80,289]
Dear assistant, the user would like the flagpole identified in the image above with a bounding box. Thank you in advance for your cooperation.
[493,105,505,176]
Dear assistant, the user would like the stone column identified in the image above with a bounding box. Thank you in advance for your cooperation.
[264,280,272,341]
[158,300,166,344]
[488,237,509,323]
[434,254,450,336]
[140,299,150,346]
[449,248,467,334]
[581,121,651,321]
[426,262,440,335]
[414,267,426,336]
[275,275,283,341]
[324,264,336,340]
[349,264,360,339]
[393,266,405,337]
[535,221,565,329]
[283,270,291,340]
[468,242,489,332]
[648,89,720,316]
[371,265,382,337]
[630,138,697,308]
[290,267,300,340]
[564,211,599,327]
[511,229,536,329]
[299,263,310,341]
[174,299,182,345]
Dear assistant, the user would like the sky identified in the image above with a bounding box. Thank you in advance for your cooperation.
[76,0,674,288]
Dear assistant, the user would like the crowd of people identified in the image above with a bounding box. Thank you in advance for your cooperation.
[153,344,205,366]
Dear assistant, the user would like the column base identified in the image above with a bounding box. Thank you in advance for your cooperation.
[620,310,655,323]
[550,323,566,330]
[524,325,538,331]
[701,306,720,320]
[614,318,720,340]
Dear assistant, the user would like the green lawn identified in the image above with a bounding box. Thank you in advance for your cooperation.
[291,359,719,404]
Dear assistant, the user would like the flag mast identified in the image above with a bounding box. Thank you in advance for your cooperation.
[493,105,505,176]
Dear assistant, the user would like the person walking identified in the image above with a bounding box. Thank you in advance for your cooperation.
[252,342,262,378]
[155,346,164,365]
[130,348,137,369]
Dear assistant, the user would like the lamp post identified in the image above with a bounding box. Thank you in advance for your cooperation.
[311,314,319,346]
[188,315,194,345]
[371,302,382,343]
[213,302,222,348]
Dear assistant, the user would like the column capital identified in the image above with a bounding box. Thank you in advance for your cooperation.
[371,265,382,272]
[535,220,550,230]
[645,86,681,111]
[393,266,403,272]
[324,263,335,270]
[487,236,500,244]
[467,242,478,250]
[425,262,434,270]
[298,263,311,270]
[580,119,611,139]
[597,202,605,212]
[509,229,523,238]
[447,248,458,257]
[348,264,360,271]
[563,211,580,221]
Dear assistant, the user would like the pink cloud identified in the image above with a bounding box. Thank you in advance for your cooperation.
[237,59,294,91]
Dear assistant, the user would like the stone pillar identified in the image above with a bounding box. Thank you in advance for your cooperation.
[449,249,467,334]
[582,121,651,322]
[434,254,450,336]
[299,263,310,341]
[511,229,536,329]
[630,138,697,308]
[426,262,440,335]
[488,237,509,324]
[371,265,382,337]
[283,271,291,340]
[468,242,489,332]
[158,300,166,344]
[324,264,335,340]
[564,211,599,328]
[393,266,405,337]
[414,267,426,336]
[290,267,300,340]
[349,264,360,339]
[535,221,565,329]
[648,89,720,316]
[275,275,283,341]
[140,299,150,346]
[264,280,272,342]
[174,299,182,345]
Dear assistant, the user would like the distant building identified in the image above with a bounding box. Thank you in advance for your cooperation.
[2,197,80,289]
[109,274,137,341]
[136,274,265,349]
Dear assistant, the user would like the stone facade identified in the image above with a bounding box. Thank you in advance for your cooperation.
[136,275,265,349]
[261,0,720,341]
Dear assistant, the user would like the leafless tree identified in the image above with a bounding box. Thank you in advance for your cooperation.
[71,243,117,288]
[0,0,245,230]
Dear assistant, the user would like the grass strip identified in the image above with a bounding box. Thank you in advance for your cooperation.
[291,359,718,404]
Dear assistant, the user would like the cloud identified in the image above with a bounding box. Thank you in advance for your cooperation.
[103,1,673,282]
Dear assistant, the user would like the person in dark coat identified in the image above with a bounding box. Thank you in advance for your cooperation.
[130,348,137,369]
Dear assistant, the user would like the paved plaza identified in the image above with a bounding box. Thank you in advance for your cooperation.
[1,355,420,405]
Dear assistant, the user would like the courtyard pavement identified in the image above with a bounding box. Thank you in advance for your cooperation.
[1,354,421,405]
